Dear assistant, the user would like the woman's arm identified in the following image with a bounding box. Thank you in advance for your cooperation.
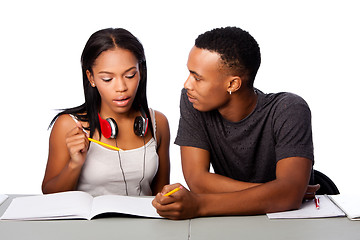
[150,110,170,194]
[42,114,89,194]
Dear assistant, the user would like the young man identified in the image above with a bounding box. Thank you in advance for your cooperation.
[153,27,317,220]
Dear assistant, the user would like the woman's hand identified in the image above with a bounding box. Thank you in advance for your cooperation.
[65,121,89,168]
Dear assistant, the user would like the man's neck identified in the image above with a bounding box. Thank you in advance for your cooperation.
[218,88,258,122]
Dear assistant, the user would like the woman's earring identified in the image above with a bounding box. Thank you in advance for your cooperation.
[229,91,232,95]
[91,83,96,87]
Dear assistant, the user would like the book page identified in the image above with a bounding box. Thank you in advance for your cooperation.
[91,195,162,219]
[0,191,93,220]
[267,195,345,219]
[330,194,360,220]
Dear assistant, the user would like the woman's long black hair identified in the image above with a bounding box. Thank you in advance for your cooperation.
[49,28,153,139]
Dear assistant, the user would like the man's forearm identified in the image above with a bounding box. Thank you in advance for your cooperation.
[186,171,261,194]
[196,178,304,217]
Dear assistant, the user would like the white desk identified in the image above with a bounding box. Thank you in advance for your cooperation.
[1,195,359,240]
[189,215,360,240]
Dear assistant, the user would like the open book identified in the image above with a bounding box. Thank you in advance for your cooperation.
[0,191,161,220]
[267,195,345,219]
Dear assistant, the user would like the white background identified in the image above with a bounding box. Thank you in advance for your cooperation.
[0,0,359,195]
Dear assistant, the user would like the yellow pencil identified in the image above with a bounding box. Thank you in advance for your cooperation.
[69,115,119,151]
[164,186,183,196]
[88,138,120,151]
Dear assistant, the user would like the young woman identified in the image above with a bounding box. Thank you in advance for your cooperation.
[42,28,170,196]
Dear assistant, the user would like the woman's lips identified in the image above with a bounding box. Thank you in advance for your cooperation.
[113,97,131,107]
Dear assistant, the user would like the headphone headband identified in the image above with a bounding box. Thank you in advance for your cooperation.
[98,107,148,139]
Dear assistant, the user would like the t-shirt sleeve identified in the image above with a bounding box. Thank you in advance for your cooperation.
[273,94,314,163]
[174,89,210,151]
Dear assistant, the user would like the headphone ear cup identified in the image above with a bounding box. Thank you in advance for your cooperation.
[135,108,149,137]
[98,113,118,139]
[134,116,148,137]
[106,118,118,139]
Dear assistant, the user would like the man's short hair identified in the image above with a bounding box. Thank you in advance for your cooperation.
[195,27,261,87]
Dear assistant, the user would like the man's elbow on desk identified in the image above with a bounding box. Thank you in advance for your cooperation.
[265,156,312,213]
[266,189,304,213]
[263,179,310,213]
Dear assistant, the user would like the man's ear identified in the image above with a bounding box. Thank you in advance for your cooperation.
[227,76,242,94]
[86,70,95,87]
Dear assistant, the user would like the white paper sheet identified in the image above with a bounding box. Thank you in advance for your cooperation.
[330,194,360,220]
[267,195,345,219]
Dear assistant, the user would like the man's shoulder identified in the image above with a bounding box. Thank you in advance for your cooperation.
[258,90,309,109]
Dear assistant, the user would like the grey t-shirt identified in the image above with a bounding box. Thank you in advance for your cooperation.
[175,88,314,183]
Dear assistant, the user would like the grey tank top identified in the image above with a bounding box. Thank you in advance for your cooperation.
[74,109,159,196]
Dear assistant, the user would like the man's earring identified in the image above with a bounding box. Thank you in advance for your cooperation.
[229,91,232,95]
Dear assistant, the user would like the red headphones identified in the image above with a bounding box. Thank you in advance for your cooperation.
[98,108,148,139]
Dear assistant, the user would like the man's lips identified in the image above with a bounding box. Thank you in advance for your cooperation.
[186,93,196,103]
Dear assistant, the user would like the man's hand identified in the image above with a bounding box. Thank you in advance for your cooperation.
[152,184,201,220]
[303,184,320,200]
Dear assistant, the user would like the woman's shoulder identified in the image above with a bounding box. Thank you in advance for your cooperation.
[149,109,170,141]
[51,113,88,134]
[151,109,168,123]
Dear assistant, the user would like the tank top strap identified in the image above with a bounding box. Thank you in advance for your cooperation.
[148,108,157,143]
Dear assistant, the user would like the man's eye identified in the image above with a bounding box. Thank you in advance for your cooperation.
[193,76,200,81]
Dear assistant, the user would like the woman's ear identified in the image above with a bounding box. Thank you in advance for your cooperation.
[227,76,242,94]
[86,70,95,87]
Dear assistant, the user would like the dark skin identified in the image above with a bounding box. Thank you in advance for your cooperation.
[152,46,319,220]
[42,48,170,195]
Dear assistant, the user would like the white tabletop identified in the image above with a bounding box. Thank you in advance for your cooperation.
[1,195,359,240]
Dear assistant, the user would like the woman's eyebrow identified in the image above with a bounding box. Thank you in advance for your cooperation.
[97,66,137,75]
